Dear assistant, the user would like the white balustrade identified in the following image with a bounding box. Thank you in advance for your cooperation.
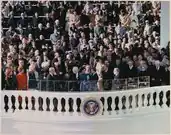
[1,86,170,121]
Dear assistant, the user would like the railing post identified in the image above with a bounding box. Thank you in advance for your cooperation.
[138,77,140,88]
[40,80,42,91]
[125,78,128,90]
[68,81,70,92]
[54,80,56,92]
[148,76,150,87]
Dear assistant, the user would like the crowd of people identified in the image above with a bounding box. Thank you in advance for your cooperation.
[1,1,170,91]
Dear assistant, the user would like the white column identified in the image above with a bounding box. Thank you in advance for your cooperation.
[160,1,170,48]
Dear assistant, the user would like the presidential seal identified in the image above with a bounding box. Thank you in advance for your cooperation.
[82,98,101,116]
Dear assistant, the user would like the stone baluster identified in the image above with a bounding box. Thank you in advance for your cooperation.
[48,97,53,112]
[11,95,16,112]
[18,95,23,110]
[58,97,62,114]
[125,95,130,113]
[64,97,69,115]
[107,97,112,115]
[61,98,66,114]
[121,95,126,114]
[52,98,58,112]
[4,95,9,113]
[15,95,20,113]
[104,97,108,116]
[76,98,81,116]
[114,96,119,115]
[118,95,123,115]
[163,91,167,109]
[149,93,154,112]
[132,93,136,113]
[46,97,50,111]
[138,93,142,110]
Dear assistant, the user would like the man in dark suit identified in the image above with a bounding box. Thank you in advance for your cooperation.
[18,13,27,27]
[8,13,16,28]
[2,69,5,90]
[125,60,138,78]
[80,11,90,26]
[32,12,41,28]
[150,60,165,86]
[43,13,53,26]
[163,65,170,85]
[35,23,45,39]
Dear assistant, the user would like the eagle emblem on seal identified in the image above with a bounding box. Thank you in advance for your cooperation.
[83,98,101,116]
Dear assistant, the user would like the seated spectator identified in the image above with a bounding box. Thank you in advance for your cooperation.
[35,23,45,39]
[43,1,52,14]
[18,13,27,27]
[144,20,152,36]
[115,22,126,37]
[80,10,90,26]
[43,13,53,26]
[32,12,41,28]
[83,2,93,14]
[45,23,53,39]
[8,12,16,28]
[5,26,15,38]
[16,23,24,35]
[153,20,160,34]
[25,23,34,37]
[26,2,34,16]
[119,9,131,27]
[94,23,104,36]
[69,11,80,27]
[50,29,60,45]
[95,10,105,25]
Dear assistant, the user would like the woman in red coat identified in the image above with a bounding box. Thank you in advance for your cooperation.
[16,66,28,90]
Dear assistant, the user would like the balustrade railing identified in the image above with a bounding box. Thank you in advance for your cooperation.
[1,86,170,118]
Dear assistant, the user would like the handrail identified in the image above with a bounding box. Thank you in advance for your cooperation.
[27,76,150,91]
